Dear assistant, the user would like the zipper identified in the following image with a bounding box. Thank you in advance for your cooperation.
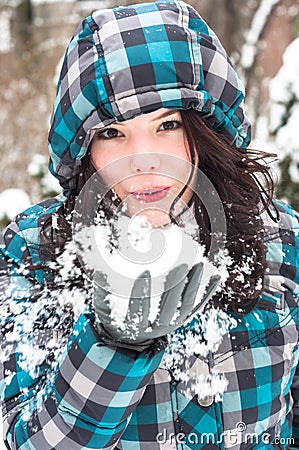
[208,351,225,449]
[169,370,185,450]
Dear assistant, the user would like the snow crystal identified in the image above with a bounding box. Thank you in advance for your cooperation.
[240,0,280,72]
[77,0,112,13]
[17,343,48,379]
[31,0,73,4]
[253,311,263,323]
[75,214,221,327]
[267,37,299,179]
[27,154,61,195]
[0,203,242,420]
[164,308,237,401]
[0,10,12,53]
[0,189,31,221]
[27,153,47,177]
[269,38,299,132]
[0,236,89,396]
[53,56,64,87]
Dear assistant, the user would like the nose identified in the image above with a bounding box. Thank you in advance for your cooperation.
[130,152,161,173]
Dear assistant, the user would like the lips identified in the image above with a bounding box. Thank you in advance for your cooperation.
[131,187,171,202]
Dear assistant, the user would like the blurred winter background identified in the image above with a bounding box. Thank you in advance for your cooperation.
[1,0,299,446]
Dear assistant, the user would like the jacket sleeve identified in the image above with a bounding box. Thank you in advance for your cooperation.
[291,365,299,448]
[289,207,299,448]
[274,202,299,448]
[0,222,166,449]
[3,314,165,450]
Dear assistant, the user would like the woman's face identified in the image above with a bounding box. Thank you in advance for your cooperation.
[90,108,195,227]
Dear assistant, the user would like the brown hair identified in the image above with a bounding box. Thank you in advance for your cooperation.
[40,109,276,314]
[180,110,276,314]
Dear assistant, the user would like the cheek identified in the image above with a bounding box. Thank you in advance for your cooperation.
[178,143,191,162]
[164,154,193,187]
[166,135,191,162]
[90,146,109,171]
[90,146,130,192]
[91,145,118,176]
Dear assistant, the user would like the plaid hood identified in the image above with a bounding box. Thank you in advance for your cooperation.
[48,0,251,194]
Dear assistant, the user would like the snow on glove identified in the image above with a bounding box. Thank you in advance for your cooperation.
[93,263,220,352]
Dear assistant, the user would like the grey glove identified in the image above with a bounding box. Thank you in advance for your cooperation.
[93,263,220,352]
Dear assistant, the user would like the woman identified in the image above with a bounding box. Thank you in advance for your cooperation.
[1,1,299,449]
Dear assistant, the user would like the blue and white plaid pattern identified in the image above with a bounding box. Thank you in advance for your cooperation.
[1,1,298,448]
[48,0,251,194]
[1,199,299,449]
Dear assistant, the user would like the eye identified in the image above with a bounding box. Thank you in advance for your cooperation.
[159,120,182,131]
[96,128,122,140]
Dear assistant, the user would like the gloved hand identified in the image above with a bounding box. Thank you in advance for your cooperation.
[92,263,220,352]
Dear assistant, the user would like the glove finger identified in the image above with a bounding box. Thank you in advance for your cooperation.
[192,274,221,315]
[93,271,110,295]
[176,262,204,322]
[156,264,189,326]
[93,271,111,324]
[126,270,151,333]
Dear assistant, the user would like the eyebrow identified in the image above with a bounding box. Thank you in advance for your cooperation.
[114,110,180,127]
[152,110,180,122]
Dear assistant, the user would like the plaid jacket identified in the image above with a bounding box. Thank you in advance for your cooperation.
[0,198,299,450]
[1,1,299,449]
